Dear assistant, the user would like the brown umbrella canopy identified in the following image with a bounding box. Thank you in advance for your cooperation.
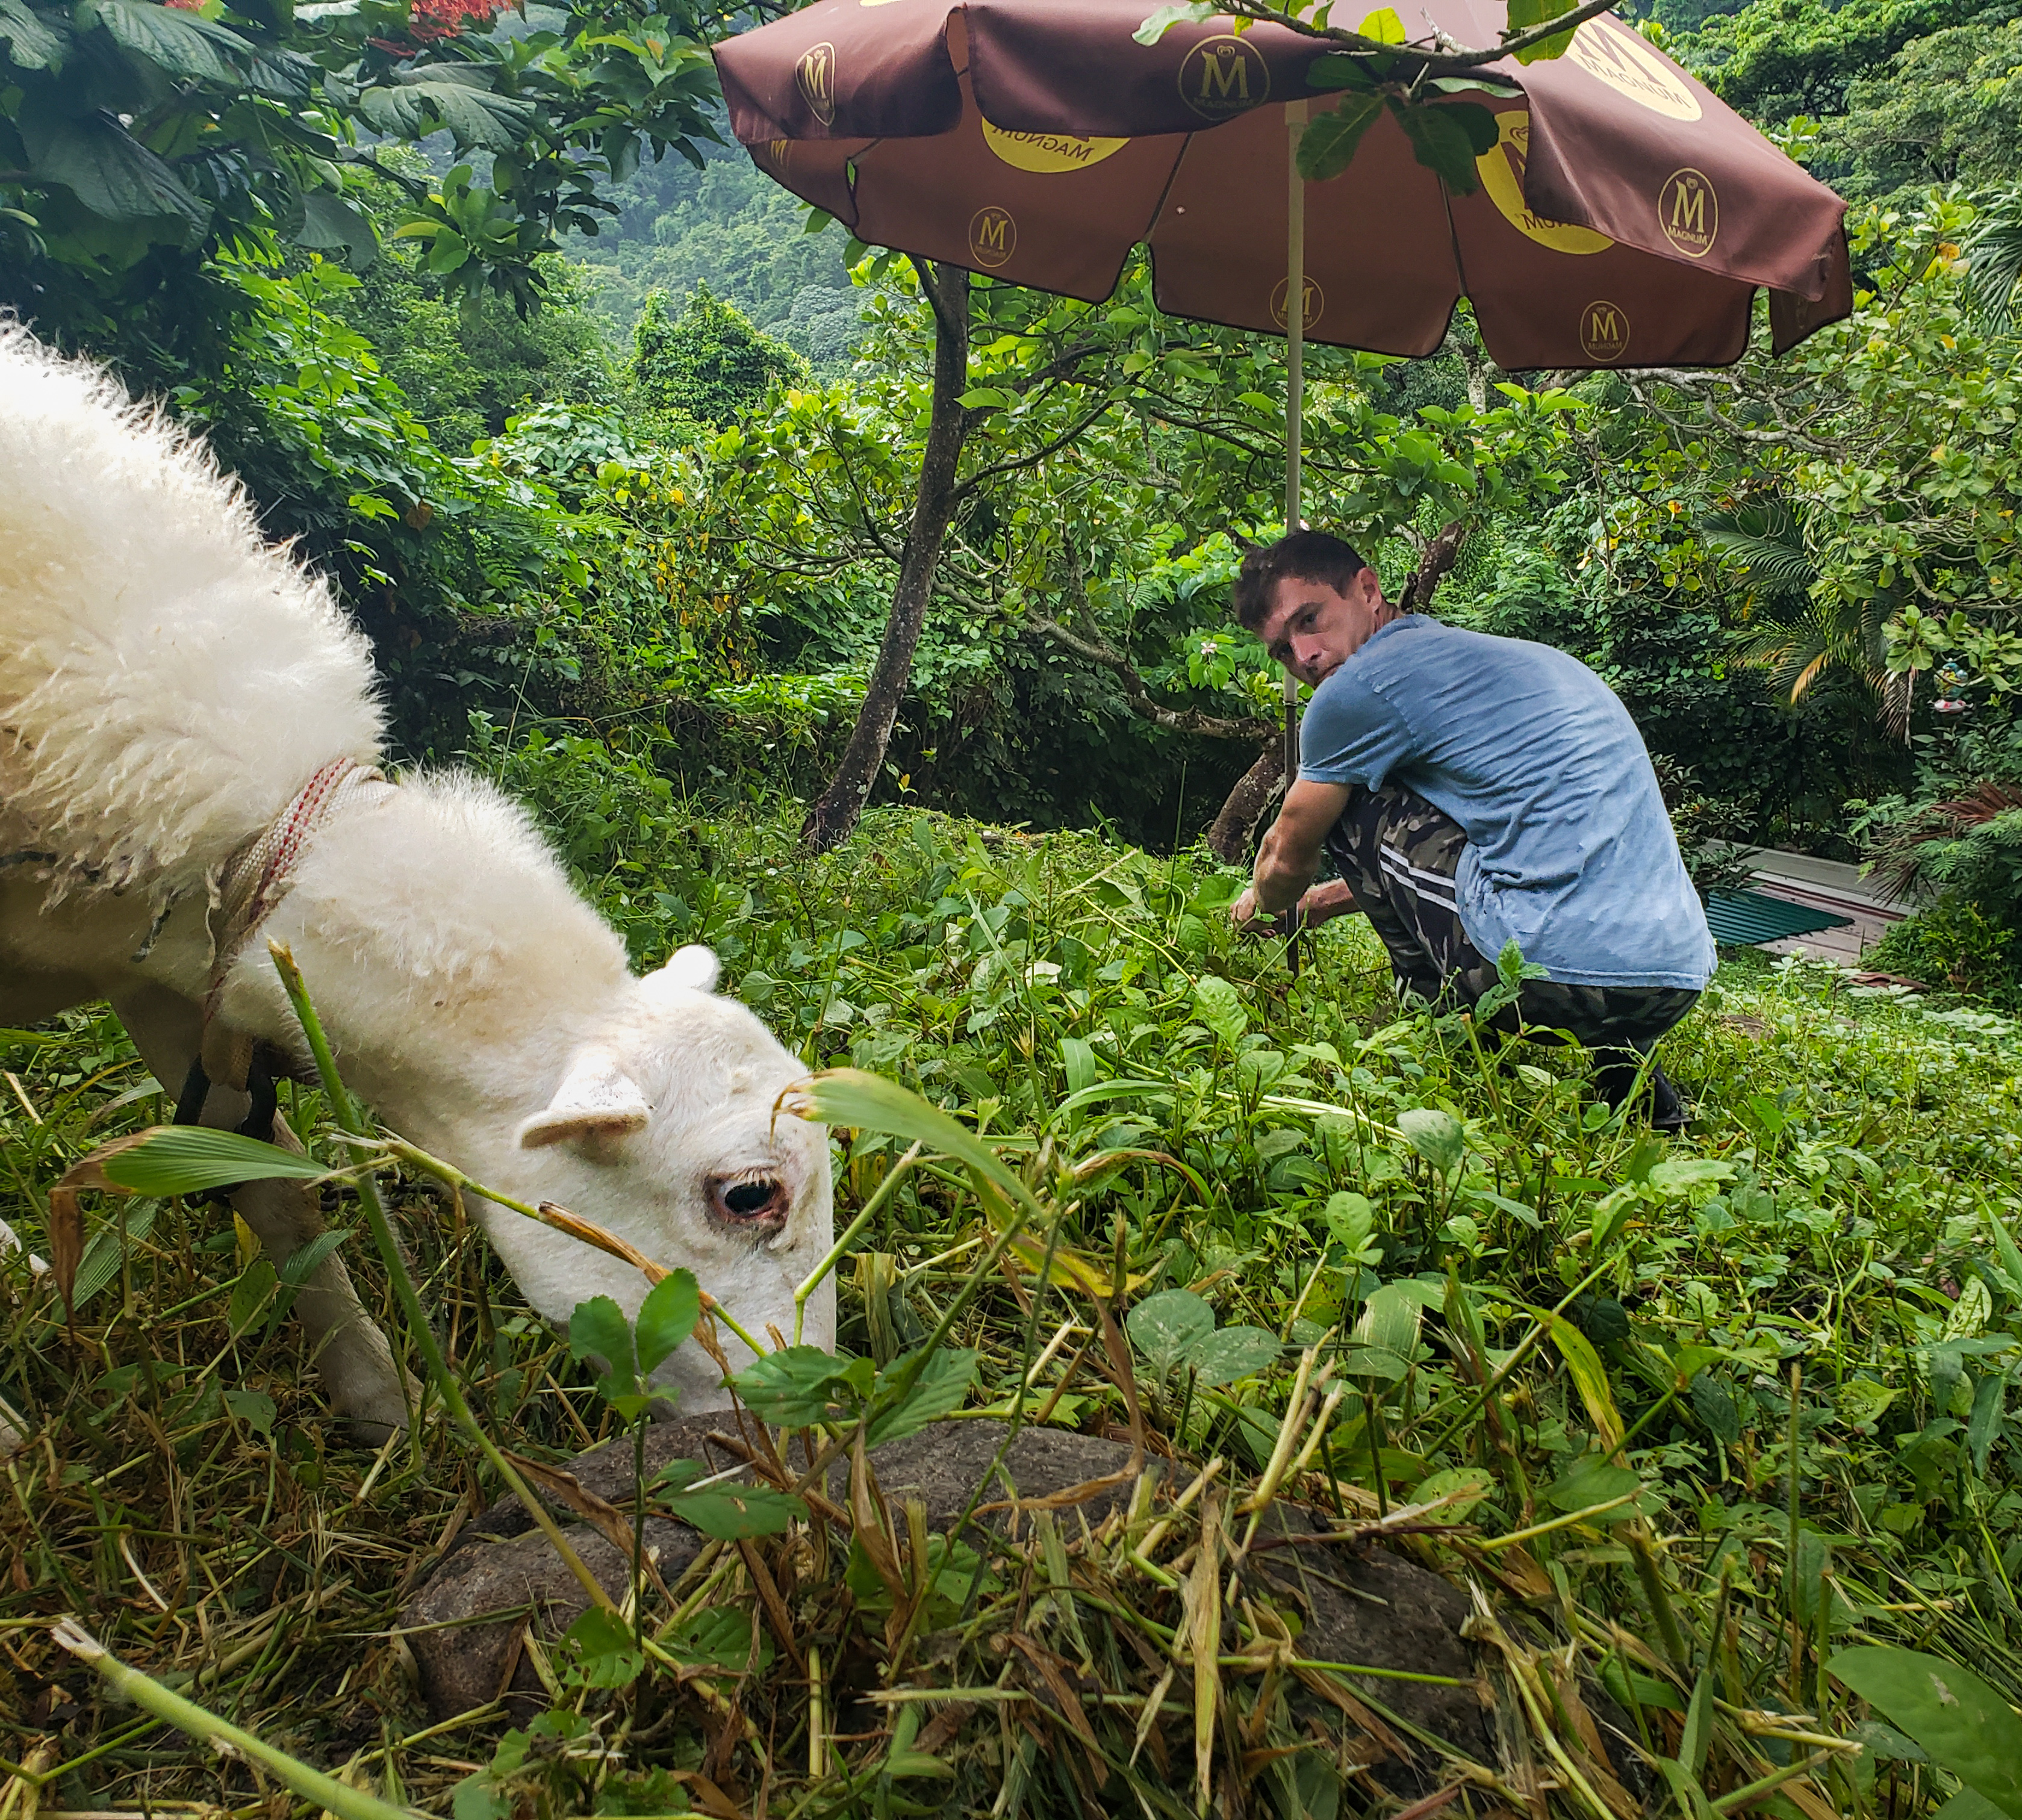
[714,0,1851,368]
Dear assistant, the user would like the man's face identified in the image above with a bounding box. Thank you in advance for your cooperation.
[1254,567,1388,687]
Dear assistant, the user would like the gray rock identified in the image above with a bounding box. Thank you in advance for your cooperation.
[402,1419,1577,1787]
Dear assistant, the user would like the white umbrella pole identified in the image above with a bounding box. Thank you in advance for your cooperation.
[1282,99,1307,785]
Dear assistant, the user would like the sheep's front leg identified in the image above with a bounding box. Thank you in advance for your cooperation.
[111,987,410,1440]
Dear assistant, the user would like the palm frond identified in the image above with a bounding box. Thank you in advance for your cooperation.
[1966,185,2022,334]
[1700,498,1816,595]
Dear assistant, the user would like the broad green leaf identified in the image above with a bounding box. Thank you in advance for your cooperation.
[295,190,378,266]
[1304,54,1379,92]
[1398,1106,1464,1175]
[1544,1456,1643,1521]
[664,1604,762,1672]
[1325,1190,1378,1253]
[568,1294,638,1399]
[358,79,534,154]
[223,1388,277,1437]
[1296,93,1383,182]
[424,228,471,275]
[656,1464,806,1539]
[1536,1308,1626,1446]
[730,1344,872,1427]
[634,1268,702,1377]
[1342,1280,1423,1383]
[1989,1208,2022,1297]
[91,1126,325,1197]
[1968,1370,2005,1477]
[1193,974,1248,1048]
[1829,1647,2022,1819]
[1646,1158,1735,1195]
[1356,6,1405,39]
[79,0,249,79]
[1789,1527,1832,1624]
[1189,1323,1281,1387]
[792,1069,1039,1223]
[561,1606,643,1688]
[1061,1037,1097,1096]
[0,0,64,68]
[1392,98,1498,194]
[1690,1371,1744,1443]
[868,1343,978,1444]
[227,1258,278,1337]
[1133,0,1217,45]
[1935,1794,2011,1820]
[1414,1466,1496,1518]
[1834,1376,1896,1428]
[1127,1287,1215,1383]
[1505,0,1578,60]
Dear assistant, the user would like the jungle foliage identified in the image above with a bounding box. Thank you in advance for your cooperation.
[5,0,2022,1806]
[9,807,2022,1819]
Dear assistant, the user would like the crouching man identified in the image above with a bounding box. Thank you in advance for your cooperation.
[1228,531,1714,1129]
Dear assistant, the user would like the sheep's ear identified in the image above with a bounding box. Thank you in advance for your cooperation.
[517,1047,651,1151]
[647,943,720,996]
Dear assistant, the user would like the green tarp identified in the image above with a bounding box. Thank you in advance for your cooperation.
[1705,888,1853,948]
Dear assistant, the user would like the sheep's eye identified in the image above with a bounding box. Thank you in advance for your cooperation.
[709,1173,789,1235]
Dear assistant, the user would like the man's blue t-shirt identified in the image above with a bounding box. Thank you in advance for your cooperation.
[1298,615,1714,991]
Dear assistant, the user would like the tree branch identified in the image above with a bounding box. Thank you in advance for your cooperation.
[1027,613,1274,742]
[1206,0,1619,69]
[953,399,1119,500]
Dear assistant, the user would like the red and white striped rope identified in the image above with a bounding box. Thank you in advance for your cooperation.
[205,756,388,1023]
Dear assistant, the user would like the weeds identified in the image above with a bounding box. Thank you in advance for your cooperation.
[5,803,2022,1817]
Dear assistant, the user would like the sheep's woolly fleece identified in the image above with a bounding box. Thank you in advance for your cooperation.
[0,321,387,907]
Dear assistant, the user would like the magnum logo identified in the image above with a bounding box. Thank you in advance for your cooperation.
[980,119,1129,173]
[1658,166,1717,257]
[1566,20,1701,122]
[1269,273,1324,332]
[1579,299,1631,362]
[968,205,1017,269]
[1178,36,1269,122]
[795,40,837,126]
[1475,111,1613,255]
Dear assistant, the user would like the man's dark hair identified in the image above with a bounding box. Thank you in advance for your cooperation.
[1231,530,1369,631]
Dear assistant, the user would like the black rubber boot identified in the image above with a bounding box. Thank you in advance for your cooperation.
[1596,1054,1690,1132]
[1647,1066,1688,1133]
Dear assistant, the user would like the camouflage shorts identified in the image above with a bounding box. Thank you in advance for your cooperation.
[1322,781,1699,1072]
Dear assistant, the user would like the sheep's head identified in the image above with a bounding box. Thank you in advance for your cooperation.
[478,945,833,1412]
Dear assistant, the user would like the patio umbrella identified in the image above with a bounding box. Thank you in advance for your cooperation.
[712,0,1850,781]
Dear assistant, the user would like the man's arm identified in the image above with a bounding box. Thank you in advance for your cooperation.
[1232,778,1354,928]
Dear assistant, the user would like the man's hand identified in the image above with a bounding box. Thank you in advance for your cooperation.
[1231,886,1265,933]
[1296,880,1360,928]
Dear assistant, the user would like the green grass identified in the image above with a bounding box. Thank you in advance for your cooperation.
[5,795,2022,1819]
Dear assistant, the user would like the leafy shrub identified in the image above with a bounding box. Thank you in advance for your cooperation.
[630,284,806,427]
[1867,895,2022,1000]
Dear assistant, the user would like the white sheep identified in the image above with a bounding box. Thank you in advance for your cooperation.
[0,322,833,1440]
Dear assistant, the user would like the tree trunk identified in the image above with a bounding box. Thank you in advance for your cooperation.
[801,262,971,854]
[1206,742,1286,865]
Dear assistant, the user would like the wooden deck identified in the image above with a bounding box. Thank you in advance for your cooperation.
[1739,850,1915,963]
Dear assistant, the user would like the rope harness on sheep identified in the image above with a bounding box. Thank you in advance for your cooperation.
[178,756,390,1136]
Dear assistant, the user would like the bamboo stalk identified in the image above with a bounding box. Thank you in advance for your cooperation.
[268,944,618,1616]
[49,1622,418,1820]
